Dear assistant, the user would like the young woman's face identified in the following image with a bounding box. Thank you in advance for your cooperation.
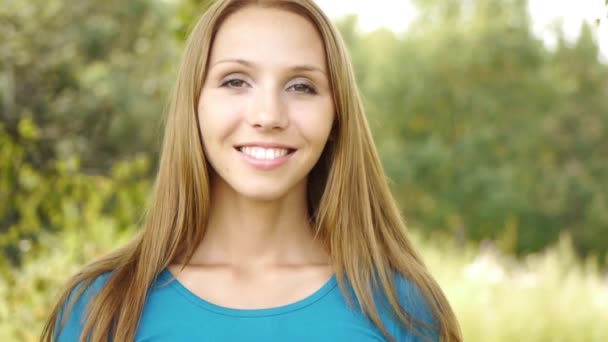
[197,6,335,201]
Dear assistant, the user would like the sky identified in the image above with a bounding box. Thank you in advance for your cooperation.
[315,0,608,60]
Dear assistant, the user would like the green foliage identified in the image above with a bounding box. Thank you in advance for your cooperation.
[0,120,150,267]
[0,0,181,171]
[0,120,149,340]
[338,0,608,259]
[0,0,211,264]
[1,216,135,341]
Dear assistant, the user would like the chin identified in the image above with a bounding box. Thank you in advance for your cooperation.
[209,167,309,203]
[235,183,295,202]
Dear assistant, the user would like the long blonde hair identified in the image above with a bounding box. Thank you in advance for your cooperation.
[42,1,462,341]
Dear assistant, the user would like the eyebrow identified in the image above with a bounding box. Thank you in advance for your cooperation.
[212,58,327,76]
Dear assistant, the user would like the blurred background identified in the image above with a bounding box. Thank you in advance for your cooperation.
[1,0,607,340]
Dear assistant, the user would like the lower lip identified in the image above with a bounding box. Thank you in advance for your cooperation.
[235,148,296,170]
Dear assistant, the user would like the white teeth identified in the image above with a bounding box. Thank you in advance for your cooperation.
[240,146,289,160]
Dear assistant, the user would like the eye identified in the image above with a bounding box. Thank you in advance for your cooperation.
[221,78,249,88]
[288,83,317,94]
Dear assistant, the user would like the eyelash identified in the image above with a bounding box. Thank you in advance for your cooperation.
[289,83,317,95]
[221,79,248,88]
[220,78,317,95]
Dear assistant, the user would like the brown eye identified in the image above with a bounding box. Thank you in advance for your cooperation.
[288,83,317,94]
[221,79,248,88]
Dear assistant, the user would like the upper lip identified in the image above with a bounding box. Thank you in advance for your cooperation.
[235,142,297,150]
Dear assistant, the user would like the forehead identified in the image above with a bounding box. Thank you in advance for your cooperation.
[209,7,327,70]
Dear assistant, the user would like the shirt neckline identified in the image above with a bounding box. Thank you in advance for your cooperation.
[157,268,338,317]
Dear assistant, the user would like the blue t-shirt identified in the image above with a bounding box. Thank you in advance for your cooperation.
[57,269,437,341]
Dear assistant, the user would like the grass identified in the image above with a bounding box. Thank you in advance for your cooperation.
[419,234,608,341]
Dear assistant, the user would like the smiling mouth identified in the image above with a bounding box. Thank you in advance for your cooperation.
[235,146,297,160]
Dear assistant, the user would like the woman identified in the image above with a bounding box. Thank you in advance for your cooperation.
[43,0,462,341]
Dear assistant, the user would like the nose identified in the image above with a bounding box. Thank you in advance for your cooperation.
[247,87,288,131]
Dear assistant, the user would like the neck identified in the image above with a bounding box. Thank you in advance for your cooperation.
[188,176,329,269]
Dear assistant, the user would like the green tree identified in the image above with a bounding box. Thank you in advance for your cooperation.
[0,0,213,264]
[339,0,608,259]
[0,0,179,172]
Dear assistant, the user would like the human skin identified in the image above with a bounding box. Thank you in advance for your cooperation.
[169,6,336,309]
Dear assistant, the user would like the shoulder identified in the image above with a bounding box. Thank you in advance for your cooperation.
[54,272,112,341]
[379,272,439,342]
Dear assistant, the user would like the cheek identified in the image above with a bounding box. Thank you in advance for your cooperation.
[197,97,244,144]
[293,102,334,145]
